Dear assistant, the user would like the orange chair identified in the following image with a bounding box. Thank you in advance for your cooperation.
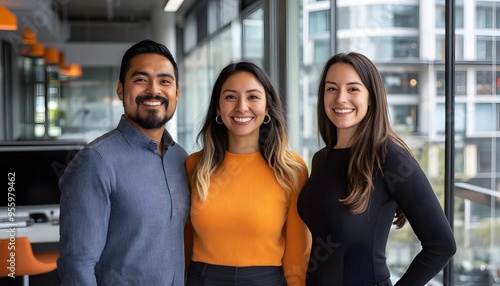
[0,236,59,286]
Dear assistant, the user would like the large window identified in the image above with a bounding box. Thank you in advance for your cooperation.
[338,4,419,29]
[476,70,500,95]
[476,2,500,29]
[313,39,330,65]
[339,36,419,60]
[174,0,500,284]
[436,1,464,28]
[389,104,418,132]
[179,4,264,154]
[474,139,500,173]
[436,103,466,134]
[309,10,329,34]
[297,1,500,285]
[436,35,464,60]
[475,103,500,132]
[436,70,467,96]
[476,36,500,60]
[242,8,264,65]
[382,71,419,95]
[379,37,419,59]
[179,44,211,152]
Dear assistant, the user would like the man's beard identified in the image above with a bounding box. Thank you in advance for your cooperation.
[131,95,171,129]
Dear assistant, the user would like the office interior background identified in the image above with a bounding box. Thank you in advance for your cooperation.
[0,0,499,285]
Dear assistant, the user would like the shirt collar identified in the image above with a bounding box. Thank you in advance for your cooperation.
[117,115,174,153]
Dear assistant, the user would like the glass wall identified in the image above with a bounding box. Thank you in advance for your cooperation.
[176,0,500,285]
[18,55,46,139]
[57,67,121,143]
[178,3,264,154]
[461,2,500,283]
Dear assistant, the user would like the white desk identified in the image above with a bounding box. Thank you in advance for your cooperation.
[0,205,60,244]
[0,222,59,243]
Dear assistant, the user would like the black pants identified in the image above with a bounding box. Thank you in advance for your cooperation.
[186,262,287,286]
[375,278,393,286]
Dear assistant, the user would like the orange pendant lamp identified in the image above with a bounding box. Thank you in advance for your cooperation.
[0,5,17,31]
[22,28,37,44]
[30,43,45,57]
[44,48,60,65]
[59,52,82,78]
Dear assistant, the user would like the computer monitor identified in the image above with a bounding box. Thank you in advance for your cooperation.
[0,141,85,208]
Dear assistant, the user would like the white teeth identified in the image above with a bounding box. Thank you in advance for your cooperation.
[335,109,353,114]
[143,101,161,106]
[233,117,252,123]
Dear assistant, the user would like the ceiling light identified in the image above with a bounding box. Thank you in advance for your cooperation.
[0,5,18,31]
[22,28,37,44]
[59,52,82,78]
[30,43,45,57]
[44,48,60,64]
[60,64,82,78]
[163,0,184,12]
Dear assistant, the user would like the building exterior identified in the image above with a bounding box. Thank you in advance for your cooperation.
[178,0,500,284]
[1,0,499,284]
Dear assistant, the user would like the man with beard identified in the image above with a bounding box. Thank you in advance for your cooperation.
[57,40,190,286]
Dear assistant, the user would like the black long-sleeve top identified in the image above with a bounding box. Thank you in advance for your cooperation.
[297,143,456,286]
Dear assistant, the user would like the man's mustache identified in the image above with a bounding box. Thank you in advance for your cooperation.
[135,95,168,105]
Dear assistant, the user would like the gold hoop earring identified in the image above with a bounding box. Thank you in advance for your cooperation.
[215,115,223,124]
[263,114,271,124]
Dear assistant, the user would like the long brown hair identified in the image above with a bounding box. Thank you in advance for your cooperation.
[317,52,410,228]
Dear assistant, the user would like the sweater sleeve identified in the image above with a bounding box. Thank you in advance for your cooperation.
[382,145,456,285]
[184,152,200,273]
[282,154,312,286]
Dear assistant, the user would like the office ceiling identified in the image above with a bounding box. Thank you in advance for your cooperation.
[1,0,195,22]
[64,0,168,22]
[65,0,197,24]
[0,0,196,43]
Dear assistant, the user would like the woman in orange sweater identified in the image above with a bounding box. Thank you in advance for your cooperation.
[184,61,311,286]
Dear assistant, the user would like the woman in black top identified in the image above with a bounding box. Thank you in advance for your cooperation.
[297,52,456,286]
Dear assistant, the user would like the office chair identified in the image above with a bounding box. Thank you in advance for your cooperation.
[0,236,59,286]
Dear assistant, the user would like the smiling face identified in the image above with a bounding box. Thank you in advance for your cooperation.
[218,71,268,149]
[323,62,370,143]
[116,53,180,132]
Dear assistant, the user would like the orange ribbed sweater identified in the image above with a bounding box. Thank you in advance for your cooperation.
[185,151,311,286]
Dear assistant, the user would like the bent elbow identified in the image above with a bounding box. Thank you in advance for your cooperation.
[441,234,457,260]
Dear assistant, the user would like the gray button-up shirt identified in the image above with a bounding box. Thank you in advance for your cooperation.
[58,115,190,286]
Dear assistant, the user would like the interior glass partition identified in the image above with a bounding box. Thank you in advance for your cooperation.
[46,64,61,138]
[17,57,63,140]
[1,41,14,140]
[19,55,46,139]
[58,67,119,143]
